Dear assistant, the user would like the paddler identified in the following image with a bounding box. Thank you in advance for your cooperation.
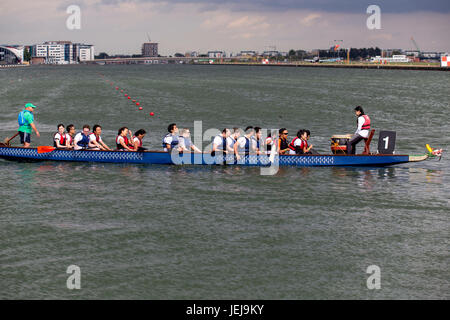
[288,129,304,154]
[66,124,76,149]
[265,132,275,155]
[162,123,181,152]
[89,124,112,151]
[227,127,240,150]
[278,128,290,155]
[132,129,147,151]
[253,127,263,155]
[74,125,91,150]
[116,127,135,151]
[211,128,232,155]
[234,126,255,160]
[53,124,71,149]
[17,103,40,148]
[347,106,371,154]
[299,130,314,154]
[179,128,201,153]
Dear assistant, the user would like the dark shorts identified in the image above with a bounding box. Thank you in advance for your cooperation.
[19,131,31,144]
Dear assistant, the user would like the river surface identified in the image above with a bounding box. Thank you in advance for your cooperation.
[0,64,449,299]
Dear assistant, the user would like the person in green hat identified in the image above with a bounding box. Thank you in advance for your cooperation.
[18,103,40,147]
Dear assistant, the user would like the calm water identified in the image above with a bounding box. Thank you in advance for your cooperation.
[0,65,449,299]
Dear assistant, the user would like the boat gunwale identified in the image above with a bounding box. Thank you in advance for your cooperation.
[0,146,411,157]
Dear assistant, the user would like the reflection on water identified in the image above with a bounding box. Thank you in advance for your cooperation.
[408,167,444,184]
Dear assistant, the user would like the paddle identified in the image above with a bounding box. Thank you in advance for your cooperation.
[3,132,19,146]
[37,146,56,154]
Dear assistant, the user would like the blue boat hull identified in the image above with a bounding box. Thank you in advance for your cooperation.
[0,146,413,167]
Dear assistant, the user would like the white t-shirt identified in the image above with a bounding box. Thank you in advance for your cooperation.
[355,116,369,138]
[54,132,69,146]
[289,137,302,155]
[89,133,103,149]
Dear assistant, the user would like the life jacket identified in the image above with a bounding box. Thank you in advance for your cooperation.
[68,135,74,146]
[238,137,251,154]
[18,110,33,126]
[211,135,227,156]
[301,139,308,151]
[162,133,179,150]
[228,136,237,148]
[134,136,143,147]
[76,132,90,149]
[252,137,260,150]
[116,135,130,150]
[288,137,300,152]
[53,132,67,147]
[279,137,289,151]
[360,114,371,130]
[215,135,227,150]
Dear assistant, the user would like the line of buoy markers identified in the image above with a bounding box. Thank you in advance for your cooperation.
[98,73,155,117]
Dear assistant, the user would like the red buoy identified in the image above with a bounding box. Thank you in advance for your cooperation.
[132,100,136,103]
[116,87,119,90]
[128,96,131,99]
[139,107,143,110]
[136,102,140,106]
[124,94,128,97]
[150,112,154,116]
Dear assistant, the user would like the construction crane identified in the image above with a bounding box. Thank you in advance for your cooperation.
[411,37,421,54]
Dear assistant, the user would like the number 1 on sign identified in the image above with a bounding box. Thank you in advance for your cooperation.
[383,136,389,149]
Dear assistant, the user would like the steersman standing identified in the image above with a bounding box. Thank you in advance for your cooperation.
[17,103,40,148]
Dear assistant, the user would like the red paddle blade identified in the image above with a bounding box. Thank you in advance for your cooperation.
[37,146,55,154]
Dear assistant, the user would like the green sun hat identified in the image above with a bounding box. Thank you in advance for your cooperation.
[25,103,37,109]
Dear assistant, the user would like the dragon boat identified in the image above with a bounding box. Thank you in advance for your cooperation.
[0,144,431,167]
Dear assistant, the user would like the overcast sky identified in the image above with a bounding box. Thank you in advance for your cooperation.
[1,0,449,55]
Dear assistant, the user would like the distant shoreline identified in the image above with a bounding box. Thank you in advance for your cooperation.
[192,62,449,71]
[6,61,449,71]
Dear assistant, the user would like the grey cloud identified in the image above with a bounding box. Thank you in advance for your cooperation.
[100,0,450,13]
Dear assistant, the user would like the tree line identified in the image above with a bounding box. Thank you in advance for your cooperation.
[288,47,382,60]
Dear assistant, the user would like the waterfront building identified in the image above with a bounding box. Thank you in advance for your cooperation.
[0,45,24,64]
[207,51,226,58]
[32,41,94,64]
[371,55,411,63]
[239,51,257,57]
[74,43,95,62]
[142,43,158,57]
[404,50,420,57]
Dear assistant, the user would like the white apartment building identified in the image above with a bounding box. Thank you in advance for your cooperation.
[76,44,95,62]
[371,55,411,63]
[32,42,93,64]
